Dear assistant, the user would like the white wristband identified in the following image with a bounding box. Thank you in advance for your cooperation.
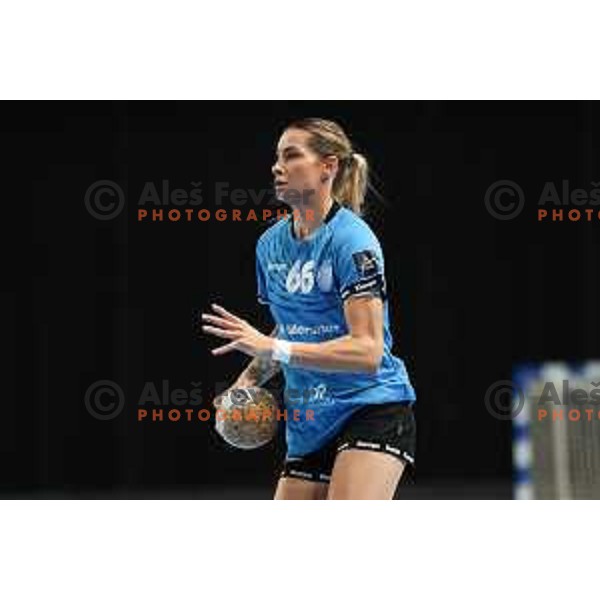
[272,339,292,364]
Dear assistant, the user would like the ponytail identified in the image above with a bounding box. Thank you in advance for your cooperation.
[333,151,368,216]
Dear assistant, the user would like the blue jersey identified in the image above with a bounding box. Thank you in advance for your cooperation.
[255,202,416,457]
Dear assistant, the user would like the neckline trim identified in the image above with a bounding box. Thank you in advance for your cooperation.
[289,200,341,241]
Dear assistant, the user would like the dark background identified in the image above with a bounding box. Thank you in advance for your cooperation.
[1,101,598,499]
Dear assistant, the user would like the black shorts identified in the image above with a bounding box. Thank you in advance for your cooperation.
[280,402,416,484]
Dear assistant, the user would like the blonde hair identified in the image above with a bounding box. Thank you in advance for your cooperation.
[286,118,369,215]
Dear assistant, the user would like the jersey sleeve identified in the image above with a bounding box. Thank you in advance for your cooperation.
[334,225,387,302]
[255,241,270,305]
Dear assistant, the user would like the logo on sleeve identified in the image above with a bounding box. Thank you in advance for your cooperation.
[352,250,379,278]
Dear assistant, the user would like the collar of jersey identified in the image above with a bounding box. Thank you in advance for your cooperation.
[288,199,341,242]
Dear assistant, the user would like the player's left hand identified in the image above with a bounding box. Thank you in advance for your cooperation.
[202,303,274,359]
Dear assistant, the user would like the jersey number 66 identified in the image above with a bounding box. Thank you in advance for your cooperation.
[285,260,315,294]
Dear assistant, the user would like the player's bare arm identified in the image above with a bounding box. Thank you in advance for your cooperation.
[204,306,280,406]
[285,295,384,373]
[232,324,281,387]
[203,297,384,374]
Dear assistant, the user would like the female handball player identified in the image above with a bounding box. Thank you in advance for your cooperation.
[202,118,416,500]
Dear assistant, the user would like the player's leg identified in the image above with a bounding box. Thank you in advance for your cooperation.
[326,402,416,500]
[326,449,405,499]
[274,446,334,500]
[274,477,328,500]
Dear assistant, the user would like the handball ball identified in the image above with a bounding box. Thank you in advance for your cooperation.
[214,387,278,450]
